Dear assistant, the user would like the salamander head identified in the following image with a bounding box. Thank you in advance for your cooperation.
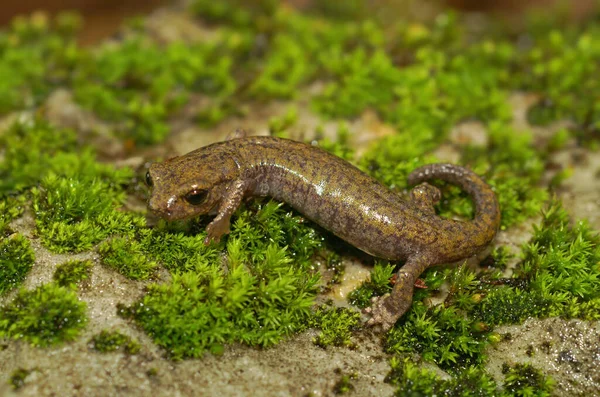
[146,149,240,221]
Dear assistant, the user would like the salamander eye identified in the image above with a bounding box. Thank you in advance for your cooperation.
[184,189,208,206]
[145,171,153,187]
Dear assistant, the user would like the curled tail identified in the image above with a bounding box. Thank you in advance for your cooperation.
[408,163,501,248]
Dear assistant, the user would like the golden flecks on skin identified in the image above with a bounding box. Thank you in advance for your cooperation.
[147,136,500,331]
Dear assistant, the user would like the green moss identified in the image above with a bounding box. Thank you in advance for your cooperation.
[313,48,402,118]
[0,283,87,347]
[0,196,26,232]
[53,260,93,288]
[385,303,489,371]
[517,28,600,139]
[98,237,157,280]
[474,287,552,327]
[124,200,323,359]
[74,36,237,145]
[9,368,32,390]
[474,201,600,326]
[0,12,81,115]
[502,363,554,397]
[308,305,361,349]
[0,234,35,295]
[89,330,141,354]
[386,357,498,397]
[32,174,143,253]
[332,371,357,395]
[348,261,394,308]
[0,119,76,194]
[250,34,316,100]
[190,0,279,29]
[137,223,222,275]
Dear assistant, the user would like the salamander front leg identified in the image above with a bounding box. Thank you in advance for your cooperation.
[364,254,432,332]
[204,180,246,245]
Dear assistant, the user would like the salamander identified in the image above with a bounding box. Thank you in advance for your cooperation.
[146,132,500,331]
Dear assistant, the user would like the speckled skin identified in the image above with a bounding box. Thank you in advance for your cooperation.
[147,134,500,331]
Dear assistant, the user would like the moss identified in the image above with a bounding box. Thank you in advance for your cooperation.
[517,28,600,140]
[98,237,157,280]
[53,260,93,288]
[0,119,77,194]
[332,371,357,395]
[9,368,32,390]
[0,283,87,347]
[89,330,141,354]
[0,196,26,232]
[474,201,600,326]
[249,34,316,100]
[0,234,35,295]
[385,303,489,371]
[312,48,402,118]
[124,200,323,359]
[502,363,554,397]
[73,36,237,145]
[386,357,498,397]
[348,261,394,308]
[308,305,361,349]
[137,224,222,275]
[32,174,143,253]
[0,12,80,115]
[190,0,279,29]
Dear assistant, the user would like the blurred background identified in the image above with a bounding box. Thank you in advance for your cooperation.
[0,0,597,45]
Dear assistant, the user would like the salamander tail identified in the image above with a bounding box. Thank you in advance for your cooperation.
[407,163,500,247]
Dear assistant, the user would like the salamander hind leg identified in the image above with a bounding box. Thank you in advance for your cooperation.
[409,182,441,215]
[364,254,432,332]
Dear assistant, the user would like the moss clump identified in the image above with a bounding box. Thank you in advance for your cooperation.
[0,119,135,195]
[0,12,81,115]
[53,260,93,288]
[474,201,600,326]
[9,368,32,390]
[89,330,140,354]
[74,36,237,144]
[385,303,488,370]
[0,234,35,295]
[308,305,361,349]
[0,283,87,347]
[190,0,279,29]
[502,363,554,397]
[98,237,157,280]
[313,48,401,118]
[32,174,143,253]
[0,196,26,232]
[124,201,323,359]
[348,261,394,308]
[0,120,76,194]
[517,28,600,139]
[333,371,357,395]
[386,357,498,397]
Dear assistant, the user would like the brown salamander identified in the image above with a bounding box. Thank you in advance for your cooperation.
[146,132,500,331]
